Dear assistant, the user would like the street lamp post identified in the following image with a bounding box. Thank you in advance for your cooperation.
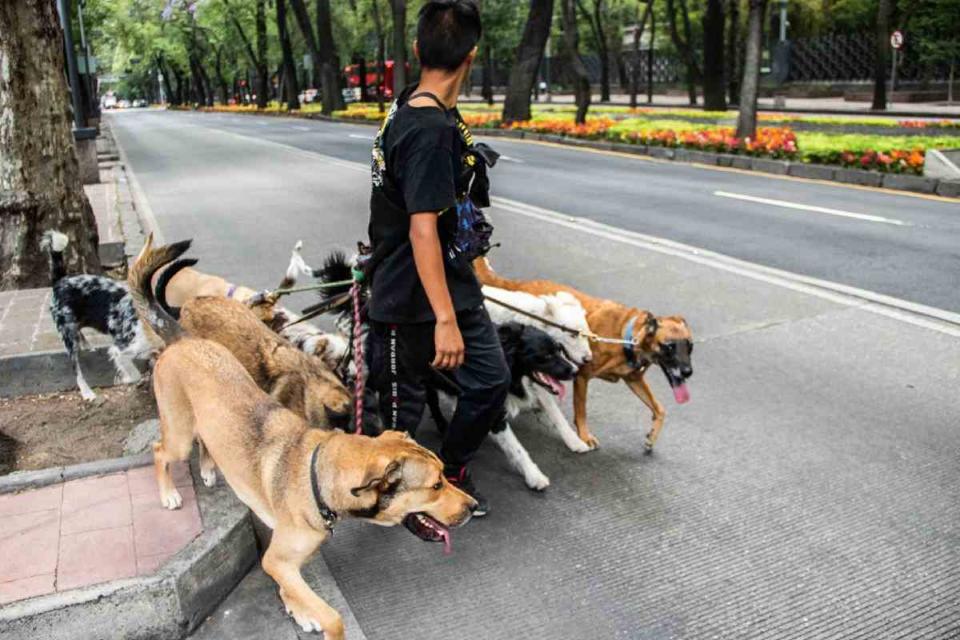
[57,0,86,129]
[77,0,97,117]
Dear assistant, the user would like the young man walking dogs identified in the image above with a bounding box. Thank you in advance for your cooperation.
[364,0,506,516]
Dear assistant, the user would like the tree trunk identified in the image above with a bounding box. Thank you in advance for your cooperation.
[702,0,726,111]
[371,0,386,112]
[736,0,767,139]
[255,0,269,108]
[390,0,407,96]
[593,1,609,102]
[316,0,345,113]
[482,42,494,105]
[289,0,322,91]
[158,54,176,105]
[631,1,653,109]
[214,48,229,105]
[872,0,892,110]
[0,0,100,290]
[503,0,555,123]
[726,0,740,105]
[561,0,591,124]
[949,57,956,104]
[277,0,300,110]
[666,0,701,105]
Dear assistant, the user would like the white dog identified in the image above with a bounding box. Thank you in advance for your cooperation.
[482,286,596,456]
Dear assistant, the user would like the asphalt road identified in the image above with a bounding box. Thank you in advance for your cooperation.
[110,110,960,640]
[114,108,960,314]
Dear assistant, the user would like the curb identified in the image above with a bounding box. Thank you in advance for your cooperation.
[0,347,145,399]
[0,459,258,640]
[171,107,959,200]
[0,452,152,494]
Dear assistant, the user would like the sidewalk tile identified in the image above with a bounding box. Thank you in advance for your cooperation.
[132,488,201,557]
[0,573,56,605]
[136,551,174,576]
[61,473,131,535]
[57,526,136,591]
[0,510,60,582]
[126,461,192,496]
[0,484,63,517]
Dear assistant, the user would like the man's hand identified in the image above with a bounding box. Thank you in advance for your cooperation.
[433,317,465,369]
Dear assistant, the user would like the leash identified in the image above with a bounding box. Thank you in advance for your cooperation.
[350,270,366,435]
[272,279,354,298]
[482,294,643,347]
[278,292,352,330]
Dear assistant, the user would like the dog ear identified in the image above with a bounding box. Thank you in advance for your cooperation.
[644,314,659,338]
[351,459,403,496]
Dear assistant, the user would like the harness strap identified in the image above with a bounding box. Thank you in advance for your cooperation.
[310,444,338,530]
[408,91,449,112]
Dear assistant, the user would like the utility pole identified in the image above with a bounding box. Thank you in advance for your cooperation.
[77,0,96,115]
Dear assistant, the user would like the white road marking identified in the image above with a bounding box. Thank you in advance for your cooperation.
[132,120,957,337]
[348,133,371,140]
[292,126,311,131]
[499,155,525,163]
[714,191,908,226]
[491,196,960,337]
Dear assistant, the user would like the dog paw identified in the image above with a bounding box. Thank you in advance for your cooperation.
[580,434,600,451]
[201,468,217,487]
[284,605,325,635]
[80,389,98,402]
[525,470,550,492]
[160,488,183,510]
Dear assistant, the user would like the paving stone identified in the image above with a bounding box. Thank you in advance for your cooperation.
[0,510,60,582]
[131,487,202,557]
[0,573,56,605]
[57,525,137,591]
[0,484,63,517]
[127,461,192,496]
[61,473,131,535]
[136,550,175,576]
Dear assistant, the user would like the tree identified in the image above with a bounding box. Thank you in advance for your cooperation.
[0,0,101,289]
[277,0,300,110]
[370,0,387,112]
[666,0,701,105]
[314,0,344,113]
[702,0,726,110]
[561,0,591,123]
[503,0,555,123]
[872,0,893,110]
[223,0,269,108]
[726,0,740,105]
[391,0,407,96]
[577,0,610,102]
[631,0,654,109]
[911,0,960,103]
[736,0,767,138]
[289,0,322,88]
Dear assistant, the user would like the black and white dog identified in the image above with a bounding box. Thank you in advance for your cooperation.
[307,251,581,490]
[41,231,152,400]
[425,323,577,490]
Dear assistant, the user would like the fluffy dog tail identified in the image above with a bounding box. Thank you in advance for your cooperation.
[39,230,70,284]
[472,256,522,290]
[127,234,192,345]
[315,250,354,302]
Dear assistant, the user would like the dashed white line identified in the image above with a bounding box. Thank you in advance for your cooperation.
[348,133,371,140]
[714,191,907,226]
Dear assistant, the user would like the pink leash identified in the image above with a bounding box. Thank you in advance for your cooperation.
[351,280,365,434]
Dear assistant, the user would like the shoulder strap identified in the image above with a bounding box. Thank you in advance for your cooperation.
[408,91,448,113]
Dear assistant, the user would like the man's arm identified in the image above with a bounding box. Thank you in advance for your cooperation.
[410,212,465,369]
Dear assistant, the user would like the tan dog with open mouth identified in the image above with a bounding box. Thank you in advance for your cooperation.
[474,257,694,452]
[140,235,352,430]
[129,240,477,639]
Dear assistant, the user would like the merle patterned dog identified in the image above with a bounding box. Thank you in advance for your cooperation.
[41,231,152,400]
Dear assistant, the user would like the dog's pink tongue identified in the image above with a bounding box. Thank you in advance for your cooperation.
[556,382,567,403]
[439,529,452,555]
[672,384,690,404]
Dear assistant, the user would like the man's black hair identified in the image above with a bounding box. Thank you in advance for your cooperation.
[416,0,482,71]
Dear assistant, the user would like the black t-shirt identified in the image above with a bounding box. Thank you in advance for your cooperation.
[367,102,483,324]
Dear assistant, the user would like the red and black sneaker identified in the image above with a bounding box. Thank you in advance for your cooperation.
[445,465,489,517]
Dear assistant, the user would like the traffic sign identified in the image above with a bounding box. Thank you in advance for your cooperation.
[890,30,904,50]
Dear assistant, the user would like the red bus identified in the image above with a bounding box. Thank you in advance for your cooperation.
[343,60,410,102]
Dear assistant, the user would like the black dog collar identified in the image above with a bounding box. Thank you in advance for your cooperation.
[310,444,339,531]
[623,314,657,370]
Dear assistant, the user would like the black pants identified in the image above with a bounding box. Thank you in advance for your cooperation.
[365,306,510,469]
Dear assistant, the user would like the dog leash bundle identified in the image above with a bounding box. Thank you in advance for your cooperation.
[271,279,354,299]
[482,294,642,347]
[350,270,366,435]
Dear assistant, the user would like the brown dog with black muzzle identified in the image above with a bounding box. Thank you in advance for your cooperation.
[128,240,477,639]
[474,257,693,452]
[137,235,352,430]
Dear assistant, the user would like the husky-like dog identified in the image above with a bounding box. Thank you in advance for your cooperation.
[41,231,152,400]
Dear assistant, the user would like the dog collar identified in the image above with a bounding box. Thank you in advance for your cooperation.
[310,444,339,531]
